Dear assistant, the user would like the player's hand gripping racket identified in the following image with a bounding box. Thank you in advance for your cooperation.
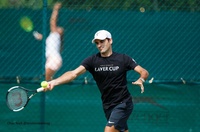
[6,81,48,112]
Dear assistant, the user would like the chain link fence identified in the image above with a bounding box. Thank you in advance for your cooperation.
[0,0,200,132]
[0,0,200,83]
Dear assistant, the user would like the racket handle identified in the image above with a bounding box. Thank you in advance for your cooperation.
[37,87,44,92]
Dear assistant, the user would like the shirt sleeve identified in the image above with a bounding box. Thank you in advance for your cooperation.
[81,56,93,71]
[123,54,138,70]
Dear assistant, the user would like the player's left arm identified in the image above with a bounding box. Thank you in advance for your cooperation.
[132,65,149,93]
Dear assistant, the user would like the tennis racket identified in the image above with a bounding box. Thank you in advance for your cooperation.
[6,86,45,112]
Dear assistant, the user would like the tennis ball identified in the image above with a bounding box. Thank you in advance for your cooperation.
[41,81,48,88]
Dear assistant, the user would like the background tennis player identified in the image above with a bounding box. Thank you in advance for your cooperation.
[33,2,64,81]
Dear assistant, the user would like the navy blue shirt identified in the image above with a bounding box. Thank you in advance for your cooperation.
[81,52,138,109]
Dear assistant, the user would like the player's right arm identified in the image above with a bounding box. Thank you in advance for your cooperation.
[46,65,86,91]
[50,2,62,32]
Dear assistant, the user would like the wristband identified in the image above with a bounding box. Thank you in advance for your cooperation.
[139,78,145,82]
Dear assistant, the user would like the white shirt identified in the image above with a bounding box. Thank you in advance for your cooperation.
[45,32,61,58]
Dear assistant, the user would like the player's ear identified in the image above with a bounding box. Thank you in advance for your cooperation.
[108,38,113,44]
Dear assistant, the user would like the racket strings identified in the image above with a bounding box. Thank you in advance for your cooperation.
[7,88,28,110]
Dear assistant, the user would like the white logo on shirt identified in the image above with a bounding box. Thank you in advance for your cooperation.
[132,58,137,63]
[108,121,115,124]
[95,66,119,72]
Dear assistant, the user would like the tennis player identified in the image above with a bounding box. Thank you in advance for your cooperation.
[33,2,64,81]
[46,30,149,132]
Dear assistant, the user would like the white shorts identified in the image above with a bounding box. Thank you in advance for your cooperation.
[45,55,62,71]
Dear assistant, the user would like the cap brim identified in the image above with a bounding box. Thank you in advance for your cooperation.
[92,37,107,43]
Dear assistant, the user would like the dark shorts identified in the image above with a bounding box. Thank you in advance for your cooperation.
[104,99,133,132]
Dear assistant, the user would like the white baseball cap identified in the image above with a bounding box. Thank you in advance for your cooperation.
[92,30,112,43]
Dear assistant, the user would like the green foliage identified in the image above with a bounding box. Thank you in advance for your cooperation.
[0,0,199,11]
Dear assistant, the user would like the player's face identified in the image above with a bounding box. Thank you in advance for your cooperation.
[94,38,112,55]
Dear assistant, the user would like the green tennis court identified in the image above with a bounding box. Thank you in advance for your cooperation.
[1,83,199,132]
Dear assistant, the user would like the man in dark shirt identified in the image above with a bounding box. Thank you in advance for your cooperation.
[46,30,149,132]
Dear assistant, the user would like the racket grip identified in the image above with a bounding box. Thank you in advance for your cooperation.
[37,87,44,92]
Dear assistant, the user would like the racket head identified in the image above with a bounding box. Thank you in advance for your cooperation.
[19,16,34,32]
[6,86,29,112]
